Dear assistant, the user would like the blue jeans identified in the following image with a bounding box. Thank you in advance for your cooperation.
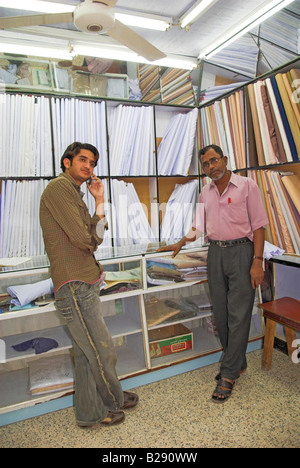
[54,280,124,426]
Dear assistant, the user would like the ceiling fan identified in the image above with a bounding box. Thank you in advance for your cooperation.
[0,0,166,62]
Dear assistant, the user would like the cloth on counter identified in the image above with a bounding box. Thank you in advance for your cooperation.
[9,303,37,312]
[163,298,198,322]
[147,265,184,282]
[184,292,212,310]
[179,267,208,280]
[145,296,181,327]
[147,253,207,285]
[101,267,141,294]
[263,241,285,259]
[146,261,176,270]
[12,337,58,354]
[174,255,207,270]
[29,354,74,395]
[104,268,141,283]
[100,282,140,296]
[7,278,54,307]
[147,276,180,286]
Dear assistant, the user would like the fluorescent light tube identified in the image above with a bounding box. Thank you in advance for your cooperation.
[155,57,198,70]
[199,0,296,59]
[115,12,170,31]
[0,0,75,13]
[0,29,73,60]
[0,41,73,60]
[73,43,140,64]
[73,43,197,69]
[180,0,219,28]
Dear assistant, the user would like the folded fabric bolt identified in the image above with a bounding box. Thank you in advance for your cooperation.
[7,278,54,307]
[12,337,58,354]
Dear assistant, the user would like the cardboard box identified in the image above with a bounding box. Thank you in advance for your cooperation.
[149,324,193,359]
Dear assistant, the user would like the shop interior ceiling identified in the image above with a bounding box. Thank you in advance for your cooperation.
[0,0,299,81]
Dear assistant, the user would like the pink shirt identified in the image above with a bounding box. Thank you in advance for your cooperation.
[193,172,269,241]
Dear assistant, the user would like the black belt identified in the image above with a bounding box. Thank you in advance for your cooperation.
[209,237,251,247]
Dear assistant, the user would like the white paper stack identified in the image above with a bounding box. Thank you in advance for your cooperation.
[0,94,52,176]
[0,179,49,257]
[107,104,155,176]
[51,98,108,176]
[110,179,156,246]
[160,179,199,241]
[157,108,198,176]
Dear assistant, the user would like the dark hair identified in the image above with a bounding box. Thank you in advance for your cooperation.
[60,142,99,172]
[199,144,224,160]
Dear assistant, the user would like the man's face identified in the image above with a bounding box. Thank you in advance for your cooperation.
[201,148,227,181]
[63,149,96,185]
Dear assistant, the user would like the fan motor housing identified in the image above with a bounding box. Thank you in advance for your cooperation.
[74,2,115,34]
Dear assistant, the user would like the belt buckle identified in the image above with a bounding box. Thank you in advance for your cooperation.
[219,241,227,248]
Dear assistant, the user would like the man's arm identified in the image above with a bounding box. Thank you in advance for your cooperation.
[157,226,201,257]
[250,227,265,289]
[87,174,105,219]
[87,175,108,241]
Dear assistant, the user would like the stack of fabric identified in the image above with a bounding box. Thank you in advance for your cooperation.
[248,170,300,254]
[147,251,207,286]
[199,69,300,170]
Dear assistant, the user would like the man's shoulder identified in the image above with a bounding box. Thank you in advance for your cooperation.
[231,173,257,189]
[42,174,73,197]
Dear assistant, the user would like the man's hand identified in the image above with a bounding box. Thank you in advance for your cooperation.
[87,174,104,201]
[87,174,105,219]
[157,240,185,258]
[250,260,264,289]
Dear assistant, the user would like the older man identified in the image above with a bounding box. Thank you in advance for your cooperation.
[158,144,268,403]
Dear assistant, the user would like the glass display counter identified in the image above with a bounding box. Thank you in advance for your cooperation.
[0,242,264,425]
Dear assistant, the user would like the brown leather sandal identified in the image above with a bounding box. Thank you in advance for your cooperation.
[100,410,125,425]
[121,391,139,409]
[212,378,235,404]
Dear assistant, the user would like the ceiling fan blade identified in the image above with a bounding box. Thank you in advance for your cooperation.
[108,19,166,62]
[0,12,74,29]
[100,0,119,6]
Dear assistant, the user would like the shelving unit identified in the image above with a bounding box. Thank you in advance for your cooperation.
[198,57,300,255]
[0,89,200,256]
[0,46,299,426]
[0,244,264,425]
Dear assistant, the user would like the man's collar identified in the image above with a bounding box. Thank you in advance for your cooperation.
[209,171,239,189]
[59,172,81,192]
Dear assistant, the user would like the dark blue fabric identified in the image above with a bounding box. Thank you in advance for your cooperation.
[12,337,58,354]
[270,76,298,161]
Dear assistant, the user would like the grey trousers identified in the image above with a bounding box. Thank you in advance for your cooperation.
[207,241,255,380]
[54,280,124,426]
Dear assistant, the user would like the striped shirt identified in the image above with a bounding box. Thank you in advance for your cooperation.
[40,172,106,291]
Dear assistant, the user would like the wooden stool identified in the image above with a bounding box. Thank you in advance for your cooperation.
[258,297,300,370]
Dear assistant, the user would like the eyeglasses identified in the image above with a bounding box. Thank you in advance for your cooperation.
[201,156,222,170]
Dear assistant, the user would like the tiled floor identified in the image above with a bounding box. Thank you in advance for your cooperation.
[1,349,299,448]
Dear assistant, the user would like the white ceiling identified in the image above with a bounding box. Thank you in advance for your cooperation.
[0,0,299,75]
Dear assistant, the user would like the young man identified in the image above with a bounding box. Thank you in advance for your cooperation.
[40,142,138,427]
[158,145,268,403]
